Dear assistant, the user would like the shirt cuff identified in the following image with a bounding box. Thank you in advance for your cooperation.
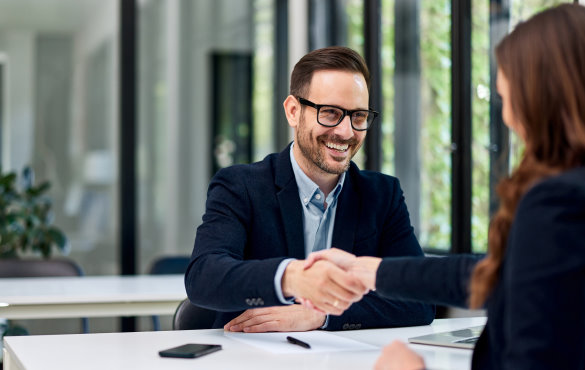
[274,258,296,304]
[320,315,330,329]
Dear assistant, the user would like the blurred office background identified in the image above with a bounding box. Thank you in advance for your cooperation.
[0,0,574,332]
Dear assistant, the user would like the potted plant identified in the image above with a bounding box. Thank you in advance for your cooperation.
[0,166,71,343]
[0,166,68,259]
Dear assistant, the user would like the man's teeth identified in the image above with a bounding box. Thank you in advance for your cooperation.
[325,142,349,151]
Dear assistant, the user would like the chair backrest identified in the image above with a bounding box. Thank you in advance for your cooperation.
[147,255,191,331]
[0,257,89,333]
[173,298,217,330]
[0,258,84,278]
[147,255,191,275]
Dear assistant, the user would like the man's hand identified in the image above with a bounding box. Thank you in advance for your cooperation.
[282,259,368,315]
[223,305,326,332]
[304,248,382,291]
[304,248,358,270]
[374,340,426,370]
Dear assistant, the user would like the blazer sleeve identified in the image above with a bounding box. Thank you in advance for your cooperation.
[326,178,440,330]
[502,179,585,369]
[185,167,287,311]
[374,255,481,308]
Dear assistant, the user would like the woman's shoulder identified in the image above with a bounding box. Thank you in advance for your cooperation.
[522,166,585,206]
[511,166,585,256]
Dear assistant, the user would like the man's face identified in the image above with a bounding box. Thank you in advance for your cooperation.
[293,70,369,176]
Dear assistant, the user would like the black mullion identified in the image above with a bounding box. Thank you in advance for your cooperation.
[394,0,421,234]
[308,0,345,49]
[364,0,382,171]
[488,0,510,219]
[329,0,338,45]
[451,0,472,254]
[274,0,289,149]
[119,0,138,331]
[308,0,319,50]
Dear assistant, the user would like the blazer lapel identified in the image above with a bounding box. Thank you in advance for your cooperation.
[331,166,359,253]
[275,144,305,259]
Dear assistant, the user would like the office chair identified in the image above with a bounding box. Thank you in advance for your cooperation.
[0,258,89,333]
[147,255,191,275]
[172,298,217,330]
[0,258,83,277]
[147,255,191,330]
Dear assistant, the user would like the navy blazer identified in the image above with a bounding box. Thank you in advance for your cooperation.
[375,167,585,369]
[185,144,435,330]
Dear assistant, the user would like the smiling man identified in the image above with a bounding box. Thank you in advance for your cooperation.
[185,46,435,332]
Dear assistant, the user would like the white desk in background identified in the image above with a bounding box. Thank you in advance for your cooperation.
[0,274,186,319]
[3,317,487,370]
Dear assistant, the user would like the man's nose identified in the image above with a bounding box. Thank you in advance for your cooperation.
[332,115,354,139]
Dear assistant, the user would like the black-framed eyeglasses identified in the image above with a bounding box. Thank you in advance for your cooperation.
[296,97,379,131]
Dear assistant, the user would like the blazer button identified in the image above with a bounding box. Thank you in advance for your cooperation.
[355,324,362,329]
[245,298,252,305]
[258,298,264,306]
[342,323,349,330]
[348,324,356,330]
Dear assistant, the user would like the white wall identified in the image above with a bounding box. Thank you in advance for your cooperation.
[0,32,35,172]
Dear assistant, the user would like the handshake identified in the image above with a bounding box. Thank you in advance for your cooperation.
[282,248,382,316]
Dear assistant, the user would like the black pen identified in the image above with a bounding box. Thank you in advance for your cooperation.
[287,336,311,349]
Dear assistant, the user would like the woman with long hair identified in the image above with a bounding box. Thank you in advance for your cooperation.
[303,3,585,369]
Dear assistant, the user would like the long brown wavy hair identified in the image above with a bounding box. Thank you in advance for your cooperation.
[469,4,585,309]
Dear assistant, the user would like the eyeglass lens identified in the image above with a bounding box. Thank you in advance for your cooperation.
[318,106,371,130]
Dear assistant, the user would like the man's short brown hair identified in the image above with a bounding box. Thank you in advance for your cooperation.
[289,46,370,98]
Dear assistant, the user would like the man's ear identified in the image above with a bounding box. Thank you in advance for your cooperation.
[283,95,300,129]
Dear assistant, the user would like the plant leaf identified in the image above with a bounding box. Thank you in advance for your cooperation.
[47,227,68,250]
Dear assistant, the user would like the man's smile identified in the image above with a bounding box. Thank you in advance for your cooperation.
[325,141,349,152]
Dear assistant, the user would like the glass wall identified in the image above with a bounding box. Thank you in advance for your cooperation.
[416,0,452,250]
[324,0,572,253]
[318,0,453,250]
[471,0,490,252]
[0,0,119,333]
[0,0,119,274]
[137,0,275,275]
[253,0,276,162]
[470,0,566,253]
[313,1,452,250]
[378,0,452,250]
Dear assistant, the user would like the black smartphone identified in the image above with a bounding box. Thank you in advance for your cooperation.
[158,343,222,359]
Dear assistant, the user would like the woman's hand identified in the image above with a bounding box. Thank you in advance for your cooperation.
[304,248,381,291]
[374,341,426,370]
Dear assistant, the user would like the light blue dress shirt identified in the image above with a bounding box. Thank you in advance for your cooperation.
[272,144,345,327]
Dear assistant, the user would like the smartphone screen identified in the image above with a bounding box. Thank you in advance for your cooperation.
[158,343,222,358]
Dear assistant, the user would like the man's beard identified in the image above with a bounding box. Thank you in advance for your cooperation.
[295,114,362,175]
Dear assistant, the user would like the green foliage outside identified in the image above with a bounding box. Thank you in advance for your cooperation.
[418,0,453,250]
[252,0,275,162]
[346,0,366,169]
[470,0,565,252]
[380,1,395,175]
[471,0,490,252]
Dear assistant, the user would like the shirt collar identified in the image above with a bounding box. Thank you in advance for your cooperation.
[289,142,346,202]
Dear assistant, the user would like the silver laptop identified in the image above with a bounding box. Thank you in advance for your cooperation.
[408,325,484,349]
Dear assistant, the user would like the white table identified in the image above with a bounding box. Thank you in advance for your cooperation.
[3,317,486,370]
[0,275,186,319]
